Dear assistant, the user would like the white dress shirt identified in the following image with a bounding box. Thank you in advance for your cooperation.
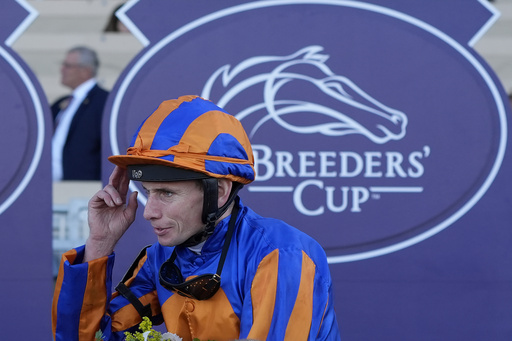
[52,79,97,181]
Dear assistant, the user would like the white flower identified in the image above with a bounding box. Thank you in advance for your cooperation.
[161,332,183,341]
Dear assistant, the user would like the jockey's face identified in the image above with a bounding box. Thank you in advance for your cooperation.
[142,180,204,246]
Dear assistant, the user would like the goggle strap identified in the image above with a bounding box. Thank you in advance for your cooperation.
[203,274,221,292]
[201,178,219,227]
[181,181,242,248]
[215,197,240,276]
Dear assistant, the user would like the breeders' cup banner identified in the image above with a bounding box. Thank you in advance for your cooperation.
[105,1,512,339]
[0,0,53,338]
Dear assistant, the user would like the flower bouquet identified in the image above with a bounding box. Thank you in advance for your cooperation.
[95,316,182,341]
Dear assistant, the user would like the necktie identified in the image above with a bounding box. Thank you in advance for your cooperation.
[53,95,74,133]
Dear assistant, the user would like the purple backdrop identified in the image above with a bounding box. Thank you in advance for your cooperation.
[101,1,512,339]
[0,1,53,339]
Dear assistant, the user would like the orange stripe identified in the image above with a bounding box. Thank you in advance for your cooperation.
[284,251,315,341]
[52,249,78,337]
[178,110,253,163]
[247,249,279,340]
[162,288,240,340]
[176,110,254,182]
[111,291,161,331]
[127,148,253,164]
[136,95,197,150]
[79,256,109,340]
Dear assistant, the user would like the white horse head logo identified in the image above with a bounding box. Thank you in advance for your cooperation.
[202,45,407,144]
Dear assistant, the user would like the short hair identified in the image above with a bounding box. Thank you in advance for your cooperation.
[68,46,99,76]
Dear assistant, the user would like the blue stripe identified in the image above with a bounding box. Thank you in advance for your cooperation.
[129,116,151,147]
[151,97,228,151]
[208,133,248,160]
[205,160,255,180]
[55,247,89,341]
[271,249,303,337]
[206,133,253,179]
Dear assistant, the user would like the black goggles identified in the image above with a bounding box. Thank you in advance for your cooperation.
[158,198,239,300]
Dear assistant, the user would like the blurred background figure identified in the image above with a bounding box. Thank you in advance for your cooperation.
[51,46,109,181]
[103,3,129,33]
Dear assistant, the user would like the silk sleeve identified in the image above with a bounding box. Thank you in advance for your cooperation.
[52,245,161,341]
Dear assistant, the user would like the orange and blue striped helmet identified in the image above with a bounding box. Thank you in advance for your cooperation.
[108,95,255,184]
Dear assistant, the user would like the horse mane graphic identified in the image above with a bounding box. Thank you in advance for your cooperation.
[201,45,407,144]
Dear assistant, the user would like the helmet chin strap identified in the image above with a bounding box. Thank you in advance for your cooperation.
[180,179,243,247]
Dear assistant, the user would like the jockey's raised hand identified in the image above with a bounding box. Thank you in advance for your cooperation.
[84,166,138,262]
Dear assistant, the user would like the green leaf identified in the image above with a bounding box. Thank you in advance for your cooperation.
[94,330,104,341]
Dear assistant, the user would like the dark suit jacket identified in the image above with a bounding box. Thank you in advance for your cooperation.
[51,84,109,180]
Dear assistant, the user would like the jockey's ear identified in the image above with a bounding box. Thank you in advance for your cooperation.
[217,179,233,208]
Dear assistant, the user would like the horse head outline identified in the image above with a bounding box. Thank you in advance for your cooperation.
[202,45,407,144]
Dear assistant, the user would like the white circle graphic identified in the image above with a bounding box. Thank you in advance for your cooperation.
[0,46,45,215]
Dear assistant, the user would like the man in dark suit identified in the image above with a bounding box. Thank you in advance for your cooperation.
[51,46,109,181]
